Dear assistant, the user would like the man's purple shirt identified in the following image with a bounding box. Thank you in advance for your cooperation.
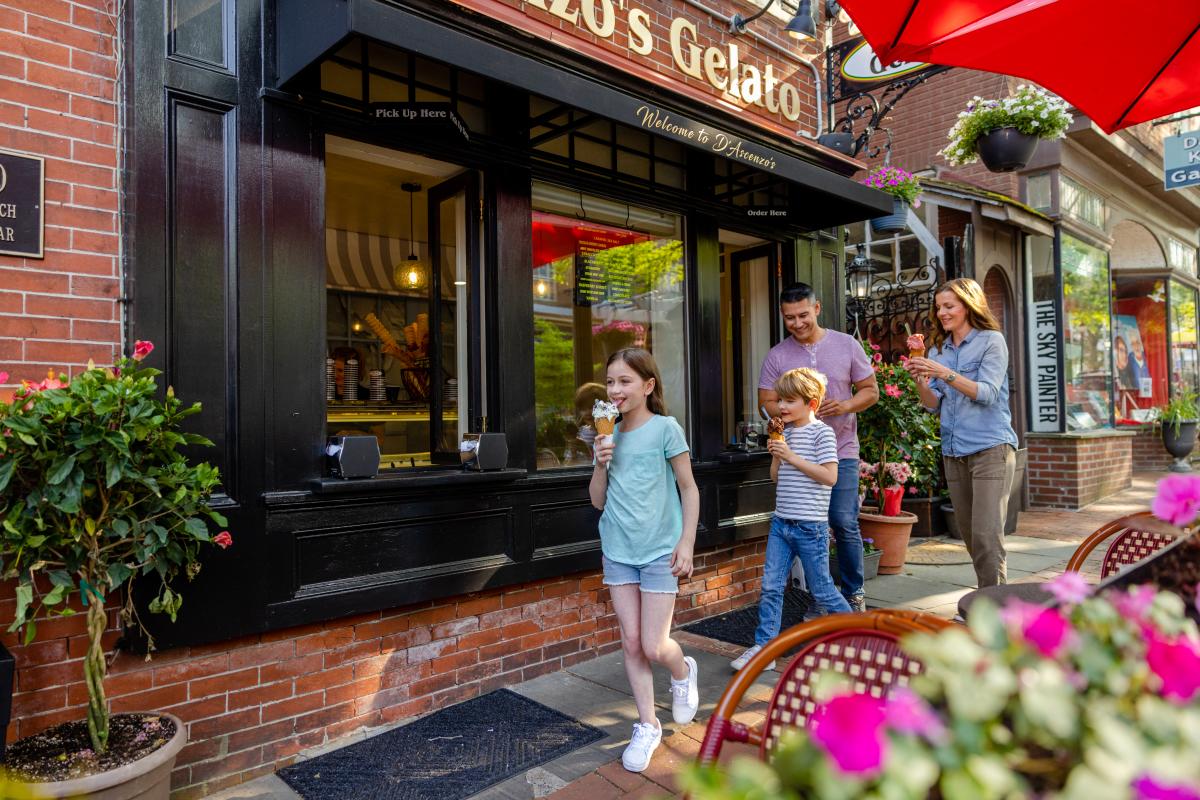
[757,330,875,460]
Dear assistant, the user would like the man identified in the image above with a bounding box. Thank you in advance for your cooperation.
[758,283,879,613]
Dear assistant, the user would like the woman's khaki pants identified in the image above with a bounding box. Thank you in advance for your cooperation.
[944,444,1016,587]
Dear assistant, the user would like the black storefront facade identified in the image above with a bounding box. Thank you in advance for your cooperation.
[127,0,888,659]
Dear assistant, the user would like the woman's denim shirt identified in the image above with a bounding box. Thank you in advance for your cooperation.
[925,329,1019,457]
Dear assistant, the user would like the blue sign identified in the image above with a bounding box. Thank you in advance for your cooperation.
[1164,131,1200,191]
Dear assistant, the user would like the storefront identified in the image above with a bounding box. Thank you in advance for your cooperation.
[128,0,886,645]
[1018,121,1200,507]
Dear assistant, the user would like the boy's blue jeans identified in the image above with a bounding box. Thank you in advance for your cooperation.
[754,516,852,647]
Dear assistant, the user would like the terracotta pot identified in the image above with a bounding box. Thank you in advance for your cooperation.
[14,712,186,800]
[859,507,917,574]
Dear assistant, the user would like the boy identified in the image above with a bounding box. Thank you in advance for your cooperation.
[731,368,851,671]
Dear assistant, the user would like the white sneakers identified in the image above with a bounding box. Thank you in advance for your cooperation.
[670,656,699,724]
[730,644,776,672]
[621,720,662,772]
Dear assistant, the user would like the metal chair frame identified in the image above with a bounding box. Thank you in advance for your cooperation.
[1062,511,1176,579]
[696,609,953,765]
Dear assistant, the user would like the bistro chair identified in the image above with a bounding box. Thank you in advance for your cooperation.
[696,609,953,766]
[958,511,1177,620]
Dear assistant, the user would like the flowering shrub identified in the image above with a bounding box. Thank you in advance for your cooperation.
[942,84,1073,167]
[861,165,923,207]
[0,344,230,754]
[684,477,1200,800]
[855,339,942,500]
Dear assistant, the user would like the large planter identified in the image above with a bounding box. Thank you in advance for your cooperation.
[12,712,186,800]
[869,197,909,234]
[977,127,1039,172]
[858,507,918,575]
[829,548,883,588]
[1162,419,1198,472]
[901,496,949,538]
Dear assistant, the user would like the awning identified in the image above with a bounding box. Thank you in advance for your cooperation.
[326,228,409,295]
[275,0,893,229]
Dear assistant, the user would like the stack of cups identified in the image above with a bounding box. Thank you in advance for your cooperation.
[369,370,386,401]
[325,359,336,401]
[344,359,359,401]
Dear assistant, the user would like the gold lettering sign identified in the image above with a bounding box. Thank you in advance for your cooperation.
[522,0,806,125]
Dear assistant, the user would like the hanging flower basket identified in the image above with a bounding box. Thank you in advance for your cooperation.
[869,197,909,234]
[977,127,1040,172]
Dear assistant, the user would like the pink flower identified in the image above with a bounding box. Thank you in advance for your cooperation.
[885,384,902,398]
[1146,631,1200,704]
[873,352,883,363]
[1133,776,1200,800]
[1151,474,1200,527]
[1045,571,1092,605]
[908,486,918,495]
[869,343,880,351]
[132,340,155,362]
[213,531,233,549]
[1111,585,1158,622]
[0,371,7,384]
[1001,600,1075,658]
[885,686,945,741]
[810,693,888,775]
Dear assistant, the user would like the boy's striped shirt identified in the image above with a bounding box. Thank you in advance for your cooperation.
[776,420,839,521]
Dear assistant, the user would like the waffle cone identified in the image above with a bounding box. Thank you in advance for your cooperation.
[768,431,785,442]
[594,418,616,436]
[909,348,925,359]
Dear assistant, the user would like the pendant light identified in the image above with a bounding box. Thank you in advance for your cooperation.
[396,182,428,291]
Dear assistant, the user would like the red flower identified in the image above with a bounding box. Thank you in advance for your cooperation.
[213,531,233,549]
[810,693,888,775]
[132,340,155,362]
[0,371,8,384]
[885,384,902,398]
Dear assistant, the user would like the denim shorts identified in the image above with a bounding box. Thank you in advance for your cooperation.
[602,554,678,594]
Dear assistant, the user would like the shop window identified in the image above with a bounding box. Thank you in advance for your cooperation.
[1026,172,1052,211]
[1168,237,1197,276]
[1112,276,1166,423]
[1062,234,1113,430]
[324,136,477,470]
[1061,176,1106,229]
[531,183,687,469]
[843,218,935,288]
[713,159,790,209]
[1169,280,1199,397]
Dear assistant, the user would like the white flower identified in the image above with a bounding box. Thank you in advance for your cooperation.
[1031,120,1039,128]
[1040,110,1048,118]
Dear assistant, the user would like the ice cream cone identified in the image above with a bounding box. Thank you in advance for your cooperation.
[909,347,925,359]
[767,416,785,442]
[594,418,615,436]
[592,400,620,469]
[906,334,926,360]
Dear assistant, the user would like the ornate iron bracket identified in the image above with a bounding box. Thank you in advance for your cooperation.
[846,256,945,361]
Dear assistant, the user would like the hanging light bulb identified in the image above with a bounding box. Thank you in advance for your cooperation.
[395,182,428,291]
[535,280,548,297]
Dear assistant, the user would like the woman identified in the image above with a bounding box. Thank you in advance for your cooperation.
[908,278,1018,587]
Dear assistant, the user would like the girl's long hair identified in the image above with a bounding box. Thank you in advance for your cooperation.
[606,348,667,416]
[928,278,1002,352]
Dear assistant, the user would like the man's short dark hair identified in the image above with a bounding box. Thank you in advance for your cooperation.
[779,283,817,305]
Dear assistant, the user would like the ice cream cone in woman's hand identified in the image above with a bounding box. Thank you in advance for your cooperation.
[906,333,926,359]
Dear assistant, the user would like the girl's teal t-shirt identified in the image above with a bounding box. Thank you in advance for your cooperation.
[598,414,690,565]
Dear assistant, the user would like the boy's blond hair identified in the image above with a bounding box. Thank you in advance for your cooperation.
[774,367,827,406]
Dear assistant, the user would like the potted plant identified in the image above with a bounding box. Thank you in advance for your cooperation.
[829,538,882,588]
[855,340,930,574]
[861,165,922,234]
[1159,390,1199,473]
[0,343,232,799]
[684,579,1200,800]
[941,84,1073,172]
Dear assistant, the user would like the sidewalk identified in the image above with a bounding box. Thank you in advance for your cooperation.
[208,473,1162,800]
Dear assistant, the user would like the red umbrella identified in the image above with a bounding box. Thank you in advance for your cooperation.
[838,0,1200,132]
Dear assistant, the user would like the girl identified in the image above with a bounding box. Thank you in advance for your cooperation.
[907,278,1018,587]
[590,348,700,773]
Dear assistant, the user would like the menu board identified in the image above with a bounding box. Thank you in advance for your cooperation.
[574,228,635,307]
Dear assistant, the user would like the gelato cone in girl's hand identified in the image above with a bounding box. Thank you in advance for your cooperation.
[906,333,926,359]
[593,399,619,436]
[767,417,785,442]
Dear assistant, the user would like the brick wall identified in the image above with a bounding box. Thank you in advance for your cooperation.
[1026,433,1134,509]
[0,0,121,394]
[2,539,767,798]
[1131,424,1197,471]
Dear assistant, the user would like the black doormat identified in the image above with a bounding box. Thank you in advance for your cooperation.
[277,689,606,800]
[680,588,819,649]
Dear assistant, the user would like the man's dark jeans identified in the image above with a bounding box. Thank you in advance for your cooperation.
[829,458,865,601]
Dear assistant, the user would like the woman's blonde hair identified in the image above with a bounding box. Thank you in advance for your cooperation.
[775,368,827,406]
[606,348,667,415]
[928,277,1002,351]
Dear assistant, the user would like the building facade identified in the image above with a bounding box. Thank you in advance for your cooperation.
[1,0,890,795]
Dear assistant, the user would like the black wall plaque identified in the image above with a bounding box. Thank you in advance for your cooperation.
[0,149,44,259]
[367,102,470,140]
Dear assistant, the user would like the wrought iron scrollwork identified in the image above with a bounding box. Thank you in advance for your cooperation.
[846,258,945,362]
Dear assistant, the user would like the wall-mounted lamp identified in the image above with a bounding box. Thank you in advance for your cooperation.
[846,244,880,300]
[730,0,814,39]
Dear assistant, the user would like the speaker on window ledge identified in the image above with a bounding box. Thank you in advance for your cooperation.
[326,435,381,479]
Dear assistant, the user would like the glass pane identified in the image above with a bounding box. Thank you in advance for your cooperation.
[324,136,469,470]
[1062,235,1112,430]
[1112,277,1166,423]
[1170,280,1199,398]
[531,184,686,469]
[170,0,226,66]
[1026,173,1052,210]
